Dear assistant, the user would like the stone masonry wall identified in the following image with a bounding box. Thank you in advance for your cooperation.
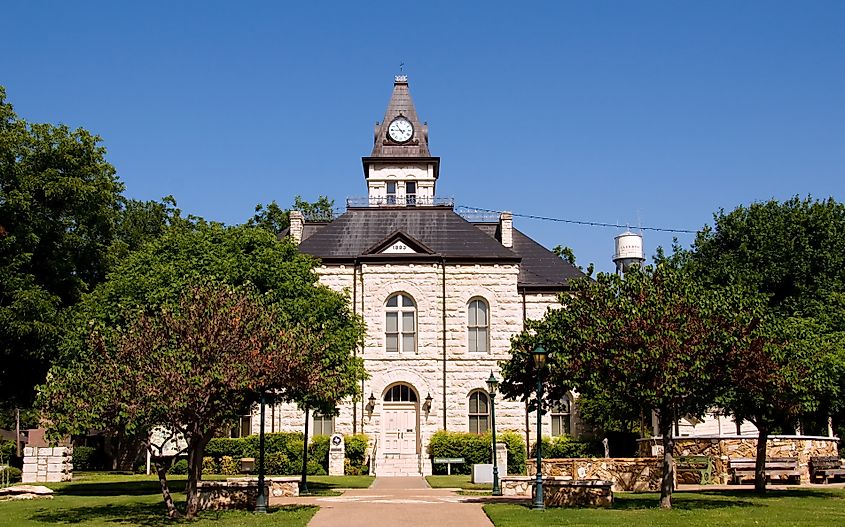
[637,435,840,484]
[254,262,573,464]
[527,458,665,492]
[21,446,72,483]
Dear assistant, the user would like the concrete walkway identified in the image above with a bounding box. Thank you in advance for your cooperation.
[281,477,494,527]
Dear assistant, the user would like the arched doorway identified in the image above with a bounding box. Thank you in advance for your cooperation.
[381,383,419,455]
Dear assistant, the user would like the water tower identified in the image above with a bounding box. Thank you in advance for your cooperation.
[613,231,645,275]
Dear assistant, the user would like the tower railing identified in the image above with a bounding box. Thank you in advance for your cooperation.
[346,196,454,208]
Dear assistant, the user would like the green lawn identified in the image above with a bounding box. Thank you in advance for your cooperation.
[484,488,845,527]
[425,474,494,490]
[0,472,371,526]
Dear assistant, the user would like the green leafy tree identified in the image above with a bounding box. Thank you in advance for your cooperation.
[688,197,845,490]
[39,223,364,518]
[553,245,594,277]
[0,86,123,421]
[249,195,334,236]
[502,263,759,508]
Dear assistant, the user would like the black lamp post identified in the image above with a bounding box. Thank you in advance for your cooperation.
[487,371,502,496]
[255,391,268,513]
[531,346,549,510]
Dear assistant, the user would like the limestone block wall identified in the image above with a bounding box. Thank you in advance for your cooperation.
[21,446,72,483]
[637,435,840,484]
[253,261,572,460]
[527,457,665,492]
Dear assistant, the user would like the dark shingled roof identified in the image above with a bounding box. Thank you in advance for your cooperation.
[299,207,518,261]
[296,207,585,290]
[472,223,587,290]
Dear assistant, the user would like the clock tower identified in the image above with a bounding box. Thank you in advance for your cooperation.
[363,75,440,206]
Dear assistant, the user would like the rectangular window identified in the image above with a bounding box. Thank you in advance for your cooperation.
[405,182,416,206]
[469,415,489,434]
[313,412,335,436]
[386,312,398,352]
[386,182,396,205]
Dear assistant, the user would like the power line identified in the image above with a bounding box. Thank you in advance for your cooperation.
[457,204,697,234]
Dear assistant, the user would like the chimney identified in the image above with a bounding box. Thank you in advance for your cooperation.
[289,211,304,245]
[499,211,513,248]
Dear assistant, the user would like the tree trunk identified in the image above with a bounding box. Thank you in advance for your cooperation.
[754,425,769,494]
[184,435,209,519]
[152,456,181,519]
[658,410,675,509]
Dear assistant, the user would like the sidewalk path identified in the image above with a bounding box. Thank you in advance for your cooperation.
[280,477,494,527]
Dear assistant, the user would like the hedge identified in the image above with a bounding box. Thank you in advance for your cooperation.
[529,436,603,459]
[427,430,526,475]
[1,465,22,483]
[203,432,366,475]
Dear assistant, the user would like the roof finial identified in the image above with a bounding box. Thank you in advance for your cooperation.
[400,61,404,73]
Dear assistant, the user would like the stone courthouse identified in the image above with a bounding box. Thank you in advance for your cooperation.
[257,76,586,476]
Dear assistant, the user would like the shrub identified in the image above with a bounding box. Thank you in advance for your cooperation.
[220,455,239,475]
[0,439,15,460]
[499,432,527,475]
[310,435,330,472]
[529,436,602,459]
[1,466,22,483]
[344,434,368,475]
[265,452,290,475]
[168,459,188,474]
[205,438,247,459]
[428,430,525,475]
[72,446,104,471]
[202,456,220,475]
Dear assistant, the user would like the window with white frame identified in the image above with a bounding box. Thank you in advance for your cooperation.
[467,298,489,352]
[551,396,572,436]
[468,390,490,434]
[405,182,417,206]
[386,181,397,205]
[385,293,416,353]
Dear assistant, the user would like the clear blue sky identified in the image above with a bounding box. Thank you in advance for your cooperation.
[3,1,843,273]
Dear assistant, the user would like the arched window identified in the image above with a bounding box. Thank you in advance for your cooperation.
[467,298,489,353]
[383,383,418,402]
[468,390,490,434]
[551,396,572,436]
[386,293,416,353]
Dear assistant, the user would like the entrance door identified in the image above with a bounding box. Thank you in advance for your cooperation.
[382,404,417,454]
[381,383,420,455]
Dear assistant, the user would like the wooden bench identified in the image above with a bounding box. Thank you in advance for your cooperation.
[729,457,800,484]
[676,455,714,485]
[810,456,845,484]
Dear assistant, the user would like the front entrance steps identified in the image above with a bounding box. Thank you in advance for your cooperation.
[375,453,432,477]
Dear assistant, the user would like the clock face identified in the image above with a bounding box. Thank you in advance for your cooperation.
[388,117,414,143]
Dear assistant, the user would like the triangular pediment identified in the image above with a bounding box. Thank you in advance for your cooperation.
[364,230,435,255]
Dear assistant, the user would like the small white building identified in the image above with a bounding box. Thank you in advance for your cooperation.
[252,75,586,476]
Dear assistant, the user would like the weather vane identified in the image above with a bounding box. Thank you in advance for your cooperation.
[400,62,404,73]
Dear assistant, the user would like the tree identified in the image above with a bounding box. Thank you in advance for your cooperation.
[502,263,759,508]
[719,316,840,492]
[249,195,334,236]
[688,197,845,491]
[0,86,123,421]
[553,245,594,277]
[40,223,365,517]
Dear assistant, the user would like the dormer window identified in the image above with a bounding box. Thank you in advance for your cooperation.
[405,182,416,206]
[386,182,396,205]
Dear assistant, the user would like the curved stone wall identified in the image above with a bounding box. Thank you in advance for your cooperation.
[637,435,840,484]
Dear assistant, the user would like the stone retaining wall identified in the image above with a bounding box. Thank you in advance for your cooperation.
[21,447,72,483]
[526,458,665,492]
[500,477,613,507]
[637,435,840,484]
[197,477,299,510]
